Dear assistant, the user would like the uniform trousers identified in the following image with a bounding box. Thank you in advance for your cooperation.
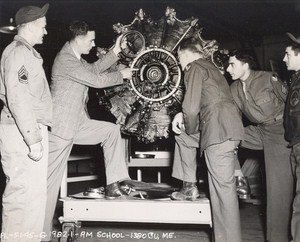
[290,142,300,242]
[172,132,242,242]
[241,120,294,242]
[0,124,48,242]
[42,118,129,241]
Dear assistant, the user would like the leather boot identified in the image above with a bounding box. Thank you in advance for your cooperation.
[105,181,128,199]
[236,176,251,199]
[171,181,200,201]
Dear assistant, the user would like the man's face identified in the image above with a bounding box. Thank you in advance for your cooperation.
[226,56,248,80]
[283,46,300,72]
[31,17,47,45]
[78,31,96,55]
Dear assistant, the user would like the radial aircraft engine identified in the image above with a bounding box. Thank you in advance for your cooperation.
[98,7,226,143]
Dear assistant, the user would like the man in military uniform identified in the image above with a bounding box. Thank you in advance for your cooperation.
[0,3,52,242]
[171,37,244,242]
[227,49,294,242]
[283,32,300,242]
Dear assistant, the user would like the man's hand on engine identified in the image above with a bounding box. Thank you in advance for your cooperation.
[120,68,133,80]
[112,34,127,56]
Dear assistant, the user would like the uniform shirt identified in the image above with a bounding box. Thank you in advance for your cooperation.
[182,58,244,153]
[230,70,287,125]
[50,42,123,139]
[0,35,52,146]
[284,70,300,146]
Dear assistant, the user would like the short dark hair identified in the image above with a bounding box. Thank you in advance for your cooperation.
[69,20,95,40]
[228,49,257,70]
[178,37,204,54]
[286,40,300,55]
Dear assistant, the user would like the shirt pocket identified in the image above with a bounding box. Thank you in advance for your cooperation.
[255,95,271,106]
[254,93,275,117]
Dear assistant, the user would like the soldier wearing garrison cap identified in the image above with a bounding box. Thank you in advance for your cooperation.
[0,3,51,241]
[283,32,300,242]
[15,3,49,26]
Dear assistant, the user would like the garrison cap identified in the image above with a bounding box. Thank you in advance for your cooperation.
[15,3,49,26]
[286,32,300,45]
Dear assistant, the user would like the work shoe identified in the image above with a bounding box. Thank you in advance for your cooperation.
[236,176,251,199]
[171,181,200,201]
[105,181,129,199]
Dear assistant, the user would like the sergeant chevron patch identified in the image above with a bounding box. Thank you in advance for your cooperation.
[18,65,28,84]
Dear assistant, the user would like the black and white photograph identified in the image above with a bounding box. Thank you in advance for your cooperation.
[0,1,300,242]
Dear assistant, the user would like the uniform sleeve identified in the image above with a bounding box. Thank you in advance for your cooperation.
[230,82,243,113]
[4,48,42,146]
[57,50,123,89]
[269,72,288,102]
[182,64,207,134]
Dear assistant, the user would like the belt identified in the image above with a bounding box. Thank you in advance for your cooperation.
[259,114,283,126]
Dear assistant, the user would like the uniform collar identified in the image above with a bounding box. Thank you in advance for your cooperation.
[14,35,33,50]
[292,70,300,83]
[241,70,255,84]
[184,58,203,71]
[14,35,42,59]
[185,63,192,71]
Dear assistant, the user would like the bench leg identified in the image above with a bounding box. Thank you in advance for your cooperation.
[60,167,68,197]
[137,169,142,181]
